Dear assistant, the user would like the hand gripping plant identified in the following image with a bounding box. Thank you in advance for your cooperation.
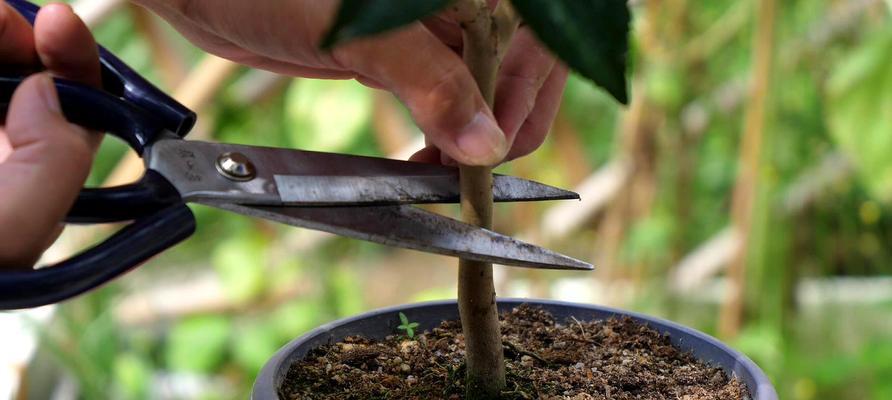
[322,1,630,398]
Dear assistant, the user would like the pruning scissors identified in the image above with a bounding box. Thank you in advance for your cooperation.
[0,0,590,310]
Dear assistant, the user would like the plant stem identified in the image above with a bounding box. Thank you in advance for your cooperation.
[454,1,518,398]
[457,168,502,399]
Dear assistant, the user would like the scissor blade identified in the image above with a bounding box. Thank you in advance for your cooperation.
[198,201,592,271]
[273,174,578,205]
[148,140,578,206]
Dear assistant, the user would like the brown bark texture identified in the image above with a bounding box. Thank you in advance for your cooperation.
[455,1,517,398]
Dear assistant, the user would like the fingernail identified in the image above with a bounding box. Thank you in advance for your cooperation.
[456,112,507,165]
[36,74,62,114]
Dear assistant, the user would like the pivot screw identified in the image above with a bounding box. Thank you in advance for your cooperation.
[216,152,256,181]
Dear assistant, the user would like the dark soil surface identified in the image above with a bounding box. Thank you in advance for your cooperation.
[280,305,750,399]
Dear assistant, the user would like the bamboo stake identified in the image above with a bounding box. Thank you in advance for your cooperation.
[231,70,291,105]
[719,0,777,339]
[72,0,126,27]
[129,4,189,87]
[665,0,875,294]
[670,151,855,293]
[163,55,240,136]
[461,0,871,303]
[593,79,660,302]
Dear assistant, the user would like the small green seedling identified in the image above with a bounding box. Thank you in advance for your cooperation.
[397,312,420,339]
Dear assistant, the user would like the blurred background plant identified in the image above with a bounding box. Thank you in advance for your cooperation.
[2,0,892,399]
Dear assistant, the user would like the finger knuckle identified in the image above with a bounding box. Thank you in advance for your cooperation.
[37,129,94,171]
[416,62,474,130]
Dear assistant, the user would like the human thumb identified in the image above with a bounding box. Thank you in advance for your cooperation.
[0,74,94,267]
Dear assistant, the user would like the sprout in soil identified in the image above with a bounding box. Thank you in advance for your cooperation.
[397,312,420,339]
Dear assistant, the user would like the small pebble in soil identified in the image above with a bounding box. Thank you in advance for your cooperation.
[279,305,751,400]
[401,340,419,354]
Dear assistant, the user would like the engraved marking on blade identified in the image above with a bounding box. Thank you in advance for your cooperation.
[176,148,202,182]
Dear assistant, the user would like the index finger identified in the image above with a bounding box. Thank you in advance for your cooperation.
[34,3,102,88]
[0,2,38,66]
[333,25,508,166]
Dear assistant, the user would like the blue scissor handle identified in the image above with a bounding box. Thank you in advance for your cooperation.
[0,75,170,154]
[0,0,199,309]
[4,0,196,138]
[0,205,196,310]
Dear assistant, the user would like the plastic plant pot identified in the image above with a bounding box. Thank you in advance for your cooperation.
[253,298,778,400]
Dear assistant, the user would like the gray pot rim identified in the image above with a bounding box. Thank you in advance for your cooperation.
[253,298,777,400]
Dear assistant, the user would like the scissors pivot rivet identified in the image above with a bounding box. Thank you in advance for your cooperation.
[216,152,256,181]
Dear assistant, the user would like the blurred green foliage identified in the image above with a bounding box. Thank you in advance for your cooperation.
[24,1,892,400]
[827,24,892,202]
[284,79,373,152]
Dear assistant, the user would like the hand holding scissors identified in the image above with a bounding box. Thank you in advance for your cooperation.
[0,0,589,310]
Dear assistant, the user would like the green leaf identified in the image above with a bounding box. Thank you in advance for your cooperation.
[408,322,419,329]
[826,26,892,202]
[399,312,410,325]
[322,0,454,48]
[165,315,230,373]
[511,0,631,104]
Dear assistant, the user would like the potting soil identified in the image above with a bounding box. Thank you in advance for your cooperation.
[280,304,750,399]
